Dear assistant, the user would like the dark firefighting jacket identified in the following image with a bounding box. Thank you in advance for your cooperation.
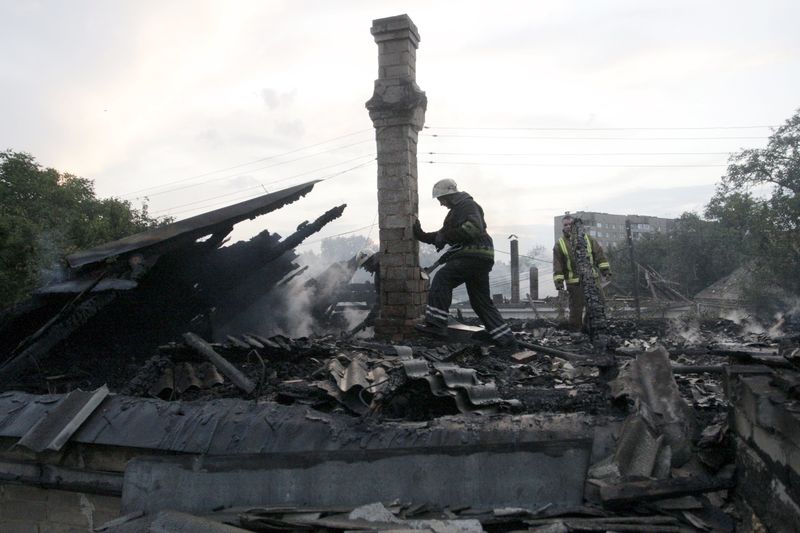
[553,235,610,285]
[416,192,494,262]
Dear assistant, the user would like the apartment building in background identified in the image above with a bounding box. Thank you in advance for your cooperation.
[553,211,675,249]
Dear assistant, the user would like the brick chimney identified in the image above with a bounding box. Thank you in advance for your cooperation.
[365,14,427,340]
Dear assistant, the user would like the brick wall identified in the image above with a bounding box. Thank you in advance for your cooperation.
[0,483,119,533]
[728,367,800,533]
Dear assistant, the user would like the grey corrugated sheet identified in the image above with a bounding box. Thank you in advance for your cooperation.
[65,180,319,269]
[0,392,592,455]
[400,358,520,413]
[15,385,109,452]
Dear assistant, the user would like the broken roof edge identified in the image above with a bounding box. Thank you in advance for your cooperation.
[0,391,602,456]
[66,180,321,269]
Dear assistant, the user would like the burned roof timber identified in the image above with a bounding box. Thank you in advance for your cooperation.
[0,182,347,386]
[66,180,321,270]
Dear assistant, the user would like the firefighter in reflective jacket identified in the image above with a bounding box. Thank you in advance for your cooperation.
[413,179,516,347]
[553,215,611,331]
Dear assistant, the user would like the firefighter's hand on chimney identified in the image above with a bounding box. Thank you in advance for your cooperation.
[412,219,424,241]
[555,280,565,291]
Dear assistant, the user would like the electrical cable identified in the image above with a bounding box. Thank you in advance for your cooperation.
[162,158,376,219]
[131,146,375,200]
[494,248,552,263]
[424,124,776,131]
[300,223,379,247]
[151,155,376,215]
[121,128,372,197]
[423,133,766,140]
[425,151,734,156]
[423,160,727,168]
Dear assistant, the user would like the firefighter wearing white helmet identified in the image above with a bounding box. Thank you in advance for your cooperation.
[432,178,458,199]
[412,179,516,348]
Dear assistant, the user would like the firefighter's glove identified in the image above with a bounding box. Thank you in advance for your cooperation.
[412,219,425,241]
[602,270,612,280]
[434,231,447,251]
[555,280,565,291]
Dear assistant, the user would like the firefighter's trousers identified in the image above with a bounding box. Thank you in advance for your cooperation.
[567,282,605,332]
[566,284,585,331]
[424,257,514,344]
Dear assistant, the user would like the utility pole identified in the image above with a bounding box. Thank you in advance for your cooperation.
[509,235,519,303]
[625,219,641,321]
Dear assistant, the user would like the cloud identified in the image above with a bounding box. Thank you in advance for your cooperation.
[261,88,297,110]
[275,119,305,138]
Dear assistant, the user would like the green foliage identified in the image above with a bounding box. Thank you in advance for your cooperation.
[0,150,171,307]
[608,108,800,308]
[706,109,800,297]
[607,213,745,298]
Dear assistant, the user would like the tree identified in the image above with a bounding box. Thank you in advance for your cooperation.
[0,150,170,307]
[706,109,800,297]
[608,213,746,298]
[606,109,800,311]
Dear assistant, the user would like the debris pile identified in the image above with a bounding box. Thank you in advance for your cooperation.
[3,301,800,531]
[1,179,799,530]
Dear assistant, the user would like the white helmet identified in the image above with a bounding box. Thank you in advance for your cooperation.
[432,179,458,199]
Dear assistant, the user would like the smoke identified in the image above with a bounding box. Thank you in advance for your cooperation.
[341,306,369,331]
[666,314,702,345]
[720,309,766,335]
[36,230,69,286]
[215,253,373,339]
[279,282,317,338]
[767,297,800,337]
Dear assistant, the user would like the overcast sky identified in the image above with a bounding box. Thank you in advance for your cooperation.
[2,0,798,281]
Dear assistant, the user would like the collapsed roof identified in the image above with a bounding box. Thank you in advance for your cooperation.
[0,180,346,387]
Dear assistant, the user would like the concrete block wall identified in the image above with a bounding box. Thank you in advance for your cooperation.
[728,369,800,533]
[0,482,120,532]
[366,14,428,340]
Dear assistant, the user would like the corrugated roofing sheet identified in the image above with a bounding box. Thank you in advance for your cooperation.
[15,385,109,452]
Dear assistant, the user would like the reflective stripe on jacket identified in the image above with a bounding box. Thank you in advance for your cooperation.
[553,235,610,285]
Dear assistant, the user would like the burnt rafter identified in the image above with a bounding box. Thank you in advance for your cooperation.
[209,204,348,318]
[0,179,347,387]
[65,180,321,270]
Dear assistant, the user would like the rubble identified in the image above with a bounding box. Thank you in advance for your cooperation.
[2,189,800,532]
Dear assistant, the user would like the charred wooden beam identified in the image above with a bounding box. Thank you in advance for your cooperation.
[0,293,116,384]
[183,332,256,394]
[600,474,735,507]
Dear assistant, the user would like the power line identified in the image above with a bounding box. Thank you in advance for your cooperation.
[424,124,776,131]
[300,223,379,247]
[423,160,726,168]
[121,129,372,198]
[162,158,376,219]
[148,152,375,206]
[152,155,375,216]
[425,151,734,156]
[424,133,766,140]
[130,144,374,201]
[494,248,552,263]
